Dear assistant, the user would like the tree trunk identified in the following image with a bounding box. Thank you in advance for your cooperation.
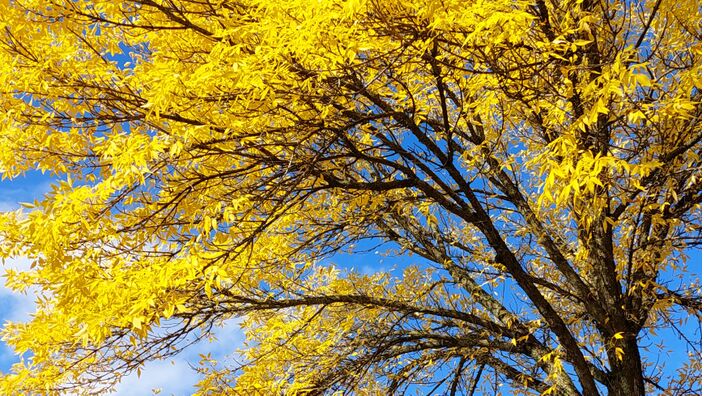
[607,335,646,396]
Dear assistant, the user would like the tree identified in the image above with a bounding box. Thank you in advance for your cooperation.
[0,0,700,394]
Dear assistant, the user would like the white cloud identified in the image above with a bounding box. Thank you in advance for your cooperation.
[0,254,245,394]
[113,358,199,396]
[0,176,247,393]
[0,256,38,372]
[0,201,19,212]
[0,256,36,321]
[112,319,244,396]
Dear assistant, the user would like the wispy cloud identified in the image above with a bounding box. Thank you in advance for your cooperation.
[0,256,35,322]
[0,256,37,372]
[0,253,245,394]
[113,319,244,395]
[0,176,247,394]
[113,358,200,396]
[0,201,19,212]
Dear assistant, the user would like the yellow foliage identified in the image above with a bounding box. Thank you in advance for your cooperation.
[0,0,698,394]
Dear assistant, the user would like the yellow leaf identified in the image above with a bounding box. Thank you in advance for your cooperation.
[615,347,624,361]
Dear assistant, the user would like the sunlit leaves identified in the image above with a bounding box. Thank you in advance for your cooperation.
[0,0,699,394]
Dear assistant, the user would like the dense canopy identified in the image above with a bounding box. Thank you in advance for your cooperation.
[0,0,700,395]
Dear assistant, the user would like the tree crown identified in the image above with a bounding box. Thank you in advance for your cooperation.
[0,0,700,394]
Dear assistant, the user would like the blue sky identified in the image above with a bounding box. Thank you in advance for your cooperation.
[0,171,700,394]
[0,172,246,395]
[0,171,406,395]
